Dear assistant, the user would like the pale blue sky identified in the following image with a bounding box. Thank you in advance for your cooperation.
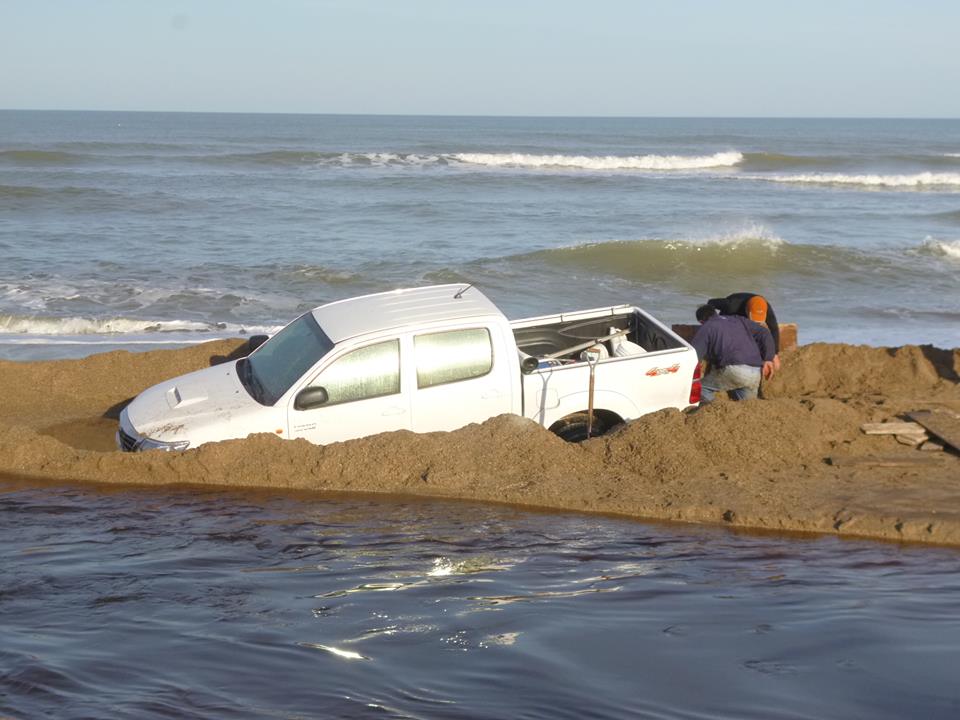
[2,0,957,117]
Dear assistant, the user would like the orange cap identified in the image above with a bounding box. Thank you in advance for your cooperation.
[746,295,768,323]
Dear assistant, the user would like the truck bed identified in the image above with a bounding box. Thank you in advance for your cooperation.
[509,305,696,429]
[511,306,685,361]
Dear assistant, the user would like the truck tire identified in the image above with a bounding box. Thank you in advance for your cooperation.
[550,413,609,443]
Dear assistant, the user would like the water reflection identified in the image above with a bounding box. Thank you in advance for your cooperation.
[300,643,369,661]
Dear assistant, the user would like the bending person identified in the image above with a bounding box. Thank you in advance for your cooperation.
[690,304,775,403]
[708,292,781,375]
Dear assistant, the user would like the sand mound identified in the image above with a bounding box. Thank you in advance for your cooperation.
[594,398,862,479]
[763,343,960,399]
[0,339,247,426]
[1,339,958,545]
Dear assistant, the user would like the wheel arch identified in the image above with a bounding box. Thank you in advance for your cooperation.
[541,390,637,430]
[547,408,624,434]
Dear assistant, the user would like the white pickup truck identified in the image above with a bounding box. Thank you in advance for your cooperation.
[118,284,701,451]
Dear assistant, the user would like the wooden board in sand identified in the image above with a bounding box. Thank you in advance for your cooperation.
[860,422,926,435]
[827,454,946,468]
[907,409,960,454]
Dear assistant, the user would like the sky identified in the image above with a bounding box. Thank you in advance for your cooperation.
[1,0,958,117]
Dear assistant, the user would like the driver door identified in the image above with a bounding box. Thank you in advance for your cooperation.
[287,338,410,445]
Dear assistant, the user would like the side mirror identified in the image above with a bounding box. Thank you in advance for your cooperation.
[520,356,540,375]
[295,386,329,411]
[247,335,269,354]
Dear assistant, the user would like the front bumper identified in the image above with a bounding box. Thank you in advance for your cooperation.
[116,408,190,452]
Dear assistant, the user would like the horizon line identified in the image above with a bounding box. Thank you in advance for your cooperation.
[1,107,958,121]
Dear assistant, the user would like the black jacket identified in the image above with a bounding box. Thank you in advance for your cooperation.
[707,292,780,353]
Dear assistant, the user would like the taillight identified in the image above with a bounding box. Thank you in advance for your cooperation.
[689,362,702,405]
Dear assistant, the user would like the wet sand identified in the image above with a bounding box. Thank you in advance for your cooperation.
[1,339,958,546]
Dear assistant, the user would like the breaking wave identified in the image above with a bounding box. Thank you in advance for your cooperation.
[192,150,745,171]
[0,265,375,328]
[917,237,960,260]
[758,172,960,189]
[193,150,445,167]
[511,228,905,284]
[0,314,277,336]
[739,152,960,171]
[451,151,743,171]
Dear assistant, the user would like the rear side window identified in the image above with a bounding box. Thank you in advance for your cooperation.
[415,328,493,389]
[314,339,400,405]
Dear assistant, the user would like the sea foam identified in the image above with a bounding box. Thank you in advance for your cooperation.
[0,314,278,336]
[761,172,960,188]
[919,237,960,260]
[451,151,743,171]
[673,224,786,250]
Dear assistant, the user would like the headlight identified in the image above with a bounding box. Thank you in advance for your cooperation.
[137,437,191,452]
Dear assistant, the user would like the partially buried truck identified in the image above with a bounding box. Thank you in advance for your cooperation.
[117,284,702,451]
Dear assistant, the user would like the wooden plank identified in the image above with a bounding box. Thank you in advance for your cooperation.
[828,454,944,468]
[907,410,960,453]
[778,324,798,351]
[672,325,696,343]
[895,433,928,447]
[861,422,926,435]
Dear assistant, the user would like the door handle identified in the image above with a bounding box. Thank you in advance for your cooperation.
[481,390,501,400]
[381,406,406,416]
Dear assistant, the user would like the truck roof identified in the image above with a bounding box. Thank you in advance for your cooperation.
[310,284,505,342]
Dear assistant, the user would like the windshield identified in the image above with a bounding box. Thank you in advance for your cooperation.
[241,313,334,405]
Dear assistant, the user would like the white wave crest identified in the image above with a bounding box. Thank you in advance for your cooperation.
[761,172,960,188]
[0,314,278,336]
[347,152,442,167]
[452,151,743,171]
[919,237,960,260]
[673,224,786,250]
[0,278,297,317]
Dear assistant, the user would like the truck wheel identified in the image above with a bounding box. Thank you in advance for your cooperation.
[550,413,607,443]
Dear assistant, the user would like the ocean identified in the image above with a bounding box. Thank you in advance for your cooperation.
[1,111,958,358]
[2,112,960,718]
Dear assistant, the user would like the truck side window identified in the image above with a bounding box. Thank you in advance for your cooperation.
[312,339,400,405]
[415,328,492,389]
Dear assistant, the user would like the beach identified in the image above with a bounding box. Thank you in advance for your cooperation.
[3,338,957,545]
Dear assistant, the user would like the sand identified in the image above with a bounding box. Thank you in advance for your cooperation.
[1,339,958,546]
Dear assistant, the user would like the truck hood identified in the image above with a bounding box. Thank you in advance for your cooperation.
[125,361,270,445]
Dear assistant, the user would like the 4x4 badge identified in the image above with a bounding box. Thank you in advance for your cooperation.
[646,364,680,377]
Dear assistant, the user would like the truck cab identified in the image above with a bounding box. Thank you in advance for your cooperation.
[118,285,698,451]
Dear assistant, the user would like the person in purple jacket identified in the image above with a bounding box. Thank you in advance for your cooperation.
[690,304,775,403]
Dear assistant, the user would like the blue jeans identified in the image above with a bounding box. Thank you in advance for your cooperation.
[701,364,761,403]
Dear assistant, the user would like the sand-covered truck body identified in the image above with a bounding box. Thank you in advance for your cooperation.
[117,284,700,451]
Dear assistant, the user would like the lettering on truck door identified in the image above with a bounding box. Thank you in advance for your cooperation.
[287,338,411,444]
[410,326,513,433]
